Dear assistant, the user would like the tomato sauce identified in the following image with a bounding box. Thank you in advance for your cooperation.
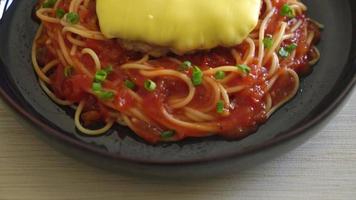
[36,0,321,143]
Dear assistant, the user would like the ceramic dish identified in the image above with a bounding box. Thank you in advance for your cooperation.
[0,0,355,177]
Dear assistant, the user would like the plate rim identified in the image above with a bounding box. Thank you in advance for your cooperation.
[0,0,355,165]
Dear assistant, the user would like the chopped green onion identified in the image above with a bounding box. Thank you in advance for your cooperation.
[216,100,225,114]
[263,36,274,49]
[278,43,298,58]
[97,91,115,100]
[144,80,157,92]
[179,61,192,71]
[64,66,73,77]
[214,70,226,80]
[237,64,251,74]
[280,4,295,18]
[161,130,175,139]
[94,67,113,83]
[124,80,136,90]
[191,66,203,86]
[95,70,108,82]
[55,8,65,18]
[43,0,57,8]
[92,82,102,92]
[66,12,80,24]
[278,47,289,58]
[91,68,115,100]
[285,43,298,52]
[104,65,113,73]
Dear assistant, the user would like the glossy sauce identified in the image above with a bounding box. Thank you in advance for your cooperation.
[36,0,320,143]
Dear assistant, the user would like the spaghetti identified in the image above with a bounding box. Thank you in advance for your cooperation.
[32,0,321,143]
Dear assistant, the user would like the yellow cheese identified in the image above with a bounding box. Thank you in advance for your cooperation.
[96,0,261,54]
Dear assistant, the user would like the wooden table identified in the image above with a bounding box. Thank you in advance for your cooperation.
[0,90,355,200]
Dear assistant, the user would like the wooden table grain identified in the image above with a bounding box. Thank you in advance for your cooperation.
[0,90,355,200]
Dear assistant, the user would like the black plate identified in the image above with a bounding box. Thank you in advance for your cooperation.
[0,0,355,177]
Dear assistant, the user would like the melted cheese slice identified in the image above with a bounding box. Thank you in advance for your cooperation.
[97,0,261,54]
